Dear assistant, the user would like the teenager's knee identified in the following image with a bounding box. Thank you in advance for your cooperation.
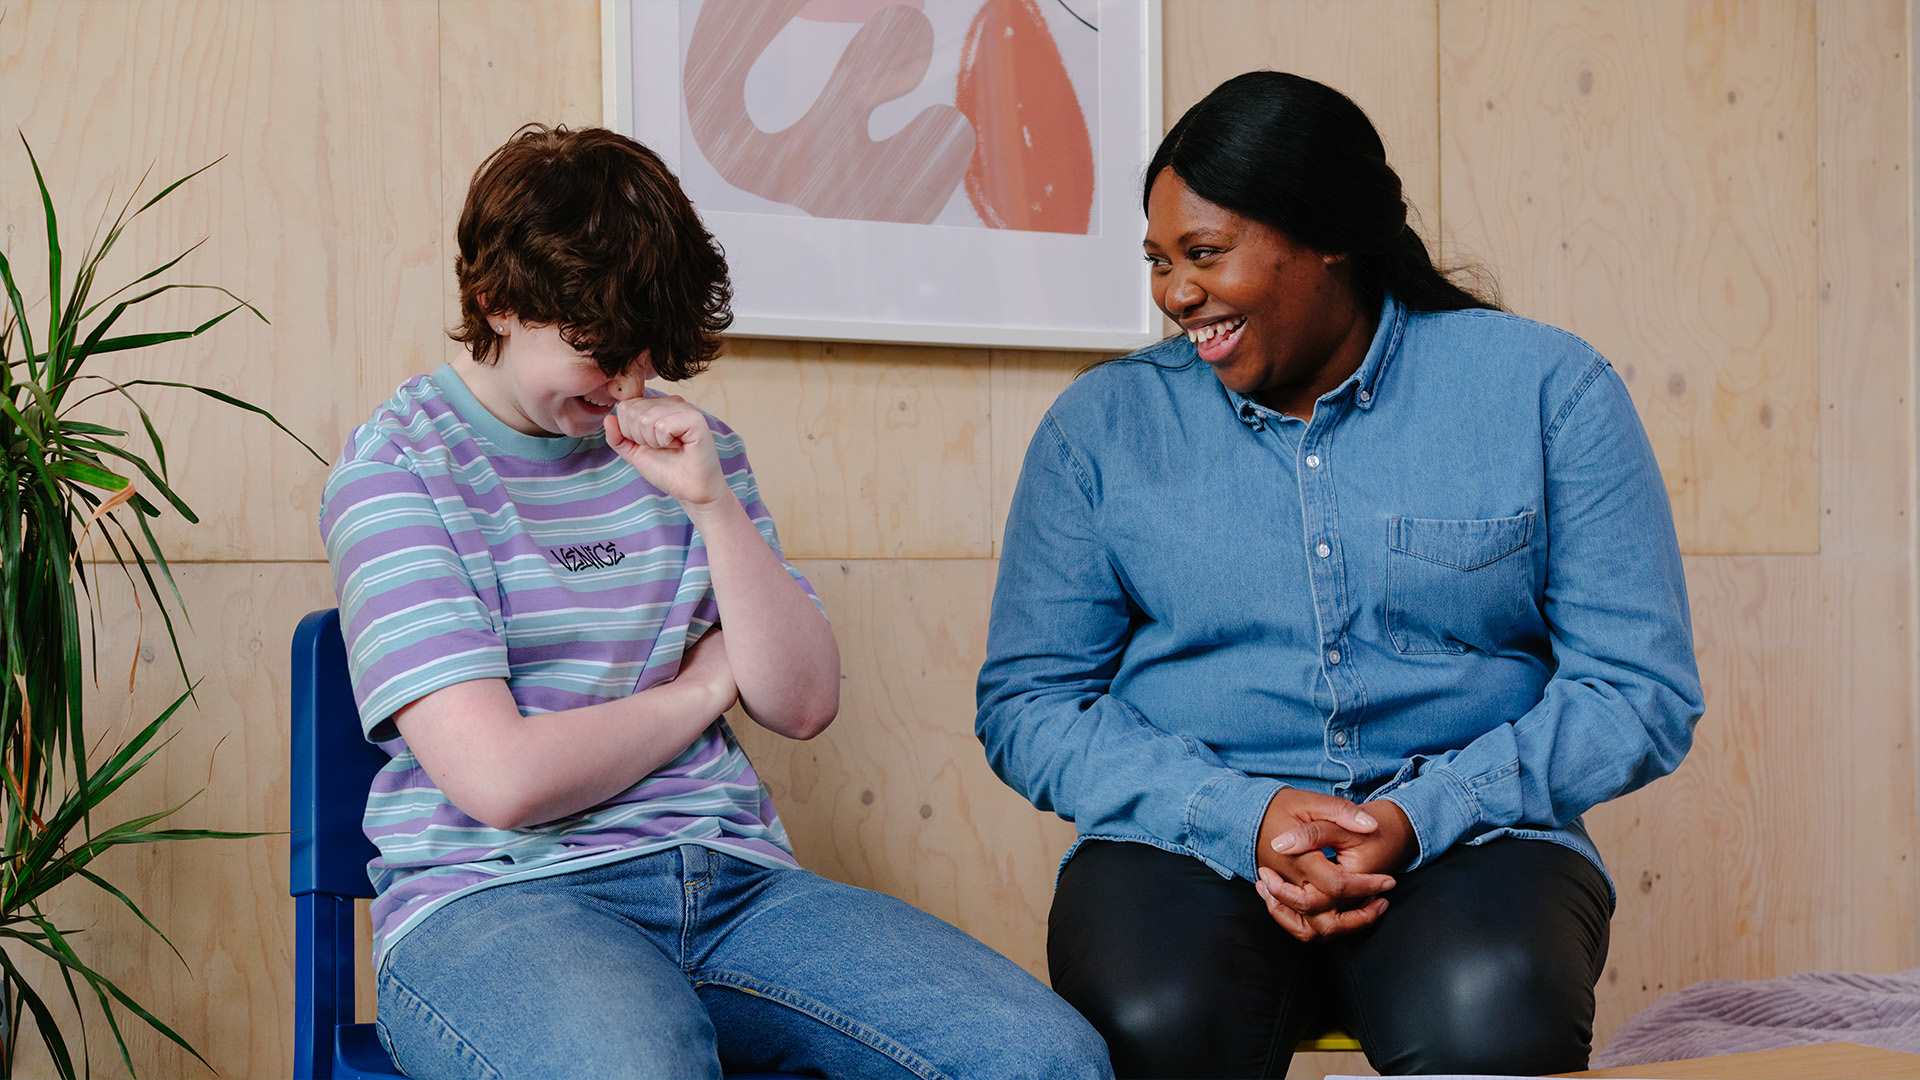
[945,1001,1111,1079]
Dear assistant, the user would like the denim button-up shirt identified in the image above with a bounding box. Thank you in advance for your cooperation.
[977,295,1703,889]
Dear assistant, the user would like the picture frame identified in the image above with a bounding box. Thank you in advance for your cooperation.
[602,0,1164,351]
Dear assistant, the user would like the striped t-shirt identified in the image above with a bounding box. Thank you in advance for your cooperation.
[319,364,816,966]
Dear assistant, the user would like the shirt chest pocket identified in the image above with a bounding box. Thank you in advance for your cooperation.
[1386,511,1539,656]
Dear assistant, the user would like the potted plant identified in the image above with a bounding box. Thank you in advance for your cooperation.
[0,135,323,1077]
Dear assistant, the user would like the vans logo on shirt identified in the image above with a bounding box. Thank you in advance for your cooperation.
[550,542,626,572]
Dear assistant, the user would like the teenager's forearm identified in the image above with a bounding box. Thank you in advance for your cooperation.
[495,677,727,827]
[688,494,840,737]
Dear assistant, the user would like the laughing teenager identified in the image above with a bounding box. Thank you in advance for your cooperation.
[322,125,1111,1080]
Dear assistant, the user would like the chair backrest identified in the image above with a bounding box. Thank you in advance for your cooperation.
[290,608,385,900]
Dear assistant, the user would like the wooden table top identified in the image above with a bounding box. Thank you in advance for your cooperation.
[1562,1041,1920,1078]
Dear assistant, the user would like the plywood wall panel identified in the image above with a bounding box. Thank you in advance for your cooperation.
[1809,0,1917,968]
[693,341,996,559]
[1440,0,1819,555]
[733,559,1074,981]
[431,0,604,384]
[17,563,336,1078]
[1162,0,1441,243]
[0,0,440,562]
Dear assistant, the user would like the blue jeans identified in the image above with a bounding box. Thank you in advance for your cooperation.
[374,844,1114,1079]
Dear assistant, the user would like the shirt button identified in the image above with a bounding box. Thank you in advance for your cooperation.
[1332,730,1349,747]
[1305,454,1321,469]
[1316,542,1331,559]
[1357,389,1372,403]
[1327,649,1342,665]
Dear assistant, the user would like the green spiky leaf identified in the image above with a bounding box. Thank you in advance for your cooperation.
[0,135,317,1077]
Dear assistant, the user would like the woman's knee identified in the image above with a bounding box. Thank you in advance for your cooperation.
[1056,971,1273,1078]
[1366,945,1594,1075]
[1048,843,1304,1077]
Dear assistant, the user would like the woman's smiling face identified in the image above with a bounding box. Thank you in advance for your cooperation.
[1143,168,1366,416]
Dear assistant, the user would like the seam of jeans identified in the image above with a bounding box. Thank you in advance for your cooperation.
[694,969,952,1080]
[680,878,704,973]
[681,842,712,971]
[373,1019,404,1077]
[379,965,504,1080]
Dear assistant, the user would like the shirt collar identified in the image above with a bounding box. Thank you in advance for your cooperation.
[1223,293,1407,428]
[431,362,588,460]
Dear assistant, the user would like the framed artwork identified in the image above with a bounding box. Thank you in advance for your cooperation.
[603,0,1163,351]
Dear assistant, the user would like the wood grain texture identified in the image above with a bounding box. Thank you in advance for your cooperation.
[1587,554,1915,1040]
[1807,0,1916,969]
[732,559,1075,981]
[1162,0,1442,244]
[16,563,338,1079]
[693,339,995,559]
[1439,0,1819,555]
[429,0,603,380]
[0,0,439,562]
[1581,0,1916,1046]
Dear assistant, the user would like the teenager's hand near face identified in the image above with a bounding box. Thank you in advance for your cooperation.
[606,393,840,741]
[605,396,731,509]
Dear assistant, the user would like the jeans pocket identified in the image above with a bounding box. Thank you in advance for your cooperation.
[1386,512,1538,655]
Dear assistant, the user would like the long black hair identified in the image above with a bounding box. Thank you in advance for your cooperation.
[1146,71,1498,314]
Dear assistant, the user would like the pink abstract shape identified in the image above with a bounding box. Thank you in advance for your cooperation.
[684,0,974,225]
[797,0,922,23]
[955,0,1095,234]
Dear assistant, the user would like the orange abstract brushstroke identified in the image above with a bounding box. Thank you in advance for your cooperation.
[955,0,1095,234]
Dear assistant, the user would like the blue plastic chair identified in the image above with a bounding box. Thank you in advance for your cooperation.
[291,608,804,1080]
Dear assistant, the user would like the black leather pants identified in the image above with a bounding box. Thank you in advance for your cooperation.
[1048,837,1612,1079]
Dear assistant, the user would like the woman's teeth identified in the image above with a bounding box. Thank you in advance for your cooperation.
[1187,317,1245,345]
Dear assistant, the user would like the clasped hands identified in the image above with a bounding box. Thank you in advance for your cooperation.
[1253,788,1416,942]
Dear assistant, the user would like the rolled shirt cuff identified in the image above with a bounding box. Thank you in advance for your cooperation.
[1377,765,1479,871]
[1185,774,1286,881]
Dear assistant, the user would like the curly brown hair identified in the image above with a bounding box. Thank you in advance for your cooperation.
[450,124,733,381]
